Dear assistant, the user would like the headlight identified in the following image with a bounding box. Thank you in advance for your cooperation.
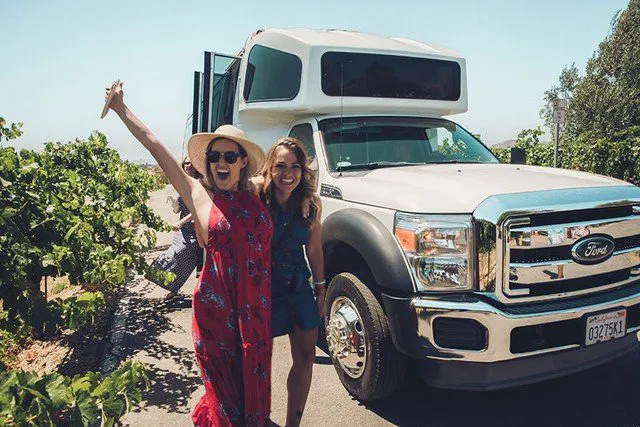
[394,213,474,292]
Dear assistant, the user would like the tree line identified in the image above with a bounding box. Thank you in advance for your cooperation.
[493,0,640,185]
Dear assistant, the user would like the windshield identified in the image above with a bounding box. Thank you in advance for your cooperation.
[319,116,499,171]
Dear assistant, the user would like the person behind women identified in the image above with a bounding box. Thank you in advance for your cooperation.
[150,157,203,300]
[106,82,273,426]
[252,137,325,427]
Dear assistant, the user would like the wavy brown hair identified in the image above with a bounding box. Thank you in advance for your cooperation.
[258,137,319,228]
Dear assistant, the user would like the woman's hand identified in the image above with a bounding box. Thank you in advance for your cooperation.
[171,223,180,231]
[315,285,326,317]
[105,81,125,114]
[167,196,181,213]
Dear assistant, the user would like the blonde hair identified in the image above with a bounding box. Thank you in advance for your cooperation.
[258,137,318,227]
[202,139,249,192]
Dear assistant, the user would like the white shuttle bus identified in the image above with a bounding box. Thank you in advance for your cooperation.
[191,28,640,400]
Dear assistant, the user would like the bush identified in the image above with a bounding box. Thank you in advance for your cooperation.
[0,360,149,427]
[147,165,168,186]
[0,129,172,340]
[490,126,640,183]
[0,123,159,426]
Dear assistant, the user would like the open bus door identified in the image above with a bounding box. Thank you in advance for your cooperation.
[192,52,240,134]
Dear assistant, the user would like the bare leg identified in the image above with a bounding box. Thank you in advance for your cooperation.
[286,325,318,427]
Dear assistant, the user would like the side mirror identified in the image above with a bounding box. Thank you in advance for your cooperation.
[510,147,526,164]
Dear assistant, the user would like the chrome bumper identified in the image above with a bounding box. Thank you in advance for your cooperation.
[412,288,640,363]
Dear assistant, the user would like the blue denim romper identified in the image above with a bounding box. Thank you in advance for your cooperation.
[270,205,322,337]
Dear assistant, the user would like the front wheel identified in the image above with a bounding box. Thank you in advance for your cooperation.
[324,272,407,401]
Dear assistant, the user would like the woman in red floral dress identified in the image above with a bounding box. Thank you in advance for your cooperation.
[190,182,273,426]
[106,82,273,426]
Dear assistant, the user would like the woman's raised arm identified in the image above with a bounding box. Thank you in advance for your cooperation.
[107,83,211,237]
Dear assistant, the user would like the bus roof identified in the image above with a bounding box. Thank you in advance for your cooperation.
[247,28,462,59]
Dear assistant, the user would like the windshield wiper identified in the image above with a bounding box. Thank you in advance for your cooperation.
[336,161,424,171]
[428,160,484,164]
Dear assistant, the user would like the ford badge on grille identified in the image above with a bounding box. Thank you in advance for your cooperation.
[571,235,615,265]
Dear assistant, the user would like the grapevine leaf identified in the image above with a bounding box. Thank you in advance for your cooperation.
[44,374,69,408]
[21,162,40,172]
[63,222,82,242]
[100,398,124,425]
[41,254,56,268]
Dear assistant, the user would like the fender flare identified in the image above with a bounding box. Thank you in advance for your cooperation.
[321,209,414,292]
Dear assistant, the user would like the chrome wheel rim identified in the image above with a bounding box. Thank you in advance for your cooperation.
[326,296,367,378]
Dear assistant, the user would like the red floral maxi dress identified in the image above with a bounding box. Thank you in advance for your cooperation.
[191,190,273,426]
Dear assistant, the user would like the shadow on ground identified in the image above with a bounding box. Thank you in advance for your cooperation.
[360,349,640,426]
[140,365,201,414]
[116,269,201,415]
[313,355,333,366]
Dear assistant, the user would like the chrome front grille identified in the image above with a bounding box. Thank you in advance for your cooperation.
[504,206,640,302]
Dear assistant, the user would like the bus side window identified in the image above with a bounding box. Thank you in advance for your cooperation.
[289,123,316,158]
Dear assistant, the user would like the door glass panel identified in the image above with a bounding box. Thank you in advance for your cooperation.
[210,54,240,130]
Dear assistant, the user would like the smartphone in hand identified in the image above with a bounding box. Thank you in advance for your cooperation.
[100,79,121,119]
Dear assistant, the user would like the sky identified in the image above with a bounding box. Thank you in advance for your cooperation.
[1,0,631,163]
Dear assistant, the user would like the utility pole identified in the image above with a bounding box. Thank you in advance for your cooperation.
[553,99,567,168]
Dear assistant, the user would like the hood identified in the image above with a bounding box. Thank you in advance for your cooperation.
[333,163,628,213]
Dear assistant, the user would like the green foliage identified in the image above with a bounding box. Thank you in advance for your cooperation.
[147,165,168,186]
[0,118,24,142]
[48,292,106,332]
[0,359,149,427]
[533,1,640,184]
[514,127,545,151]
[540,63,580,135]
[491,126,640,182]
[438,138,468,158]
[491,127,549,165]
[438,138,491,162]
[0,124,167,339]
[0,329,22,372]
[548,1,640,139]
[560,127,640,182]
[491,147,510,163]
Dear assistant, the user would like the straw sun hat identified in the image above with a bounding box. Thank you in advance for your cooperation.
[187,125,265,179]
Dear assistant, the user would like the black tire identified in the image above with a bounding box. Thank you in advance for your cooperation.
[324,272,407,401]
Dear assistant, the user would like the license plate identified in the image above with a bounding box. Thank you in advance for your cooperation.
[585,309,626,346]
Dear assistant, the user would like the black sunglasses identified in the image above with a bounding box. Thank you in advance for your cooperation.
[206,151,242,164]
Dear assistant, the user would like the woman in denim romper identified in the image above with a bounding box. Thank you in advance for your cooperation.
[253,137,325,427]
